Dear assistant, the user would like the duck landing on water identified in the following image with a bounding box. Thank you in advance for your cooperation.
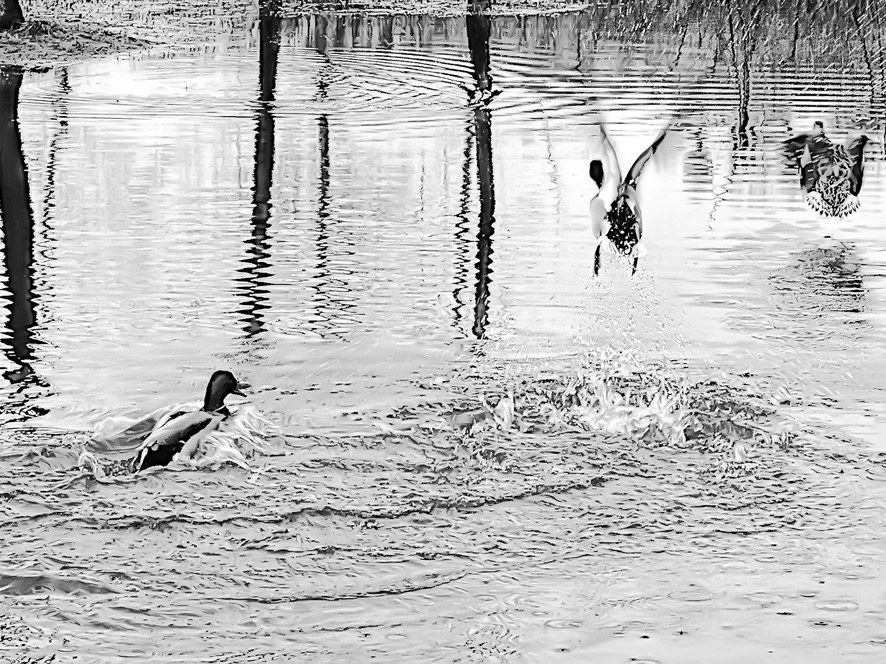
[589,124,668,276]
[128,370,247,472]
[784,121,868,218]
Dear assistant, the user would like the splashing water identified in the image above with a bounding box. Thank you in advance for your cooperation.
[78,401,279,479]
[428,350,796,461]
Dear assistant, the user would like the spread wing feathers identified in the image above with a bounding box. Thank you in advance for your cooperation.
[87,405,191,455]
[590,126,622,207]
[799,144,817,193]
[782,133,812,162]
[847,135,868,195]
[130,411,222,472]
[89,413,162,453]
[597,125,621,182]
[798,137,832,192]
[623,125,668,188]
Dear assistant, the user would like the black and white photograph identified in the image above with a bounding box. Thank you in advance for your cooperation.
[0,0,884,661]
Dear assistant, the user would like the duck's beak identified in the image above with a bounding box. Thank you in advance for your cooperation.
[233,382,250,397]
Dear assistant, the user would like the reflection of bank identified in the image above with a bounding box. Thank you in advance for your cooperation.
[310,15,345,341]
[768,243,867,339]
[726,3,756,149]
[0,67,35,383]
[0,0,23,30]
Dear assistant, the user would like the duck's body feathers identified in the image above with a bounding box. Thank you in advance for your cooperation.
[126,370,246,473]
[130,410,224,472]
[590,125,667,275]
[786,125,867,218]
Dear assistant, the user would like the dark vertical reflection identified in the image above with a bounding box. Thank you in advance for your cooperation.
[311,15,346,340]
[241,2,280,338]
[851,4,885,132]
[0,67,35,384]
[314,17,331,287]
[42,68,69,224]
[452,119,474,333]
[0,0,24,30]
[789,0,802,62]
[466,0,496,340]
[315,15,331,227]
[378,15,394,48]
[727,10,750,149]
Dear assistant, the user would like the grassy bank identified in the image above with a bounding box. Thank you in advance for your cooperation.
[2,0,886,69]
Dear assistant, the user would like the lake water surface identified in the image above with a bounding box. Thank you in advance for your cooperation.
[2,8,886,663]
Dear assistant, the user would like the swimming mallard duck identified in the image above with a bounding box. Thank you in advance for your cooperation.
[128,370,246,472]
[589,125,668,276]
[784,122,867,218]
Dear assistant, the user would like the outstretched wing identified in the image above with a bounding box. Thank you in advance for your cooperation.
[590,125,621,208]
[846,135,868,195]
[623,124,668,189]
[798,143,817,193]
[87,404,190,455]
[782,133,811,162]
[130,411,215,472]
[597,125,621,183]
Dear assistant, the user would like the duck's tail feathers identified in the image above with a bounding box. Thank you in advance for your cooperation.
[805,192,860,218]
[835,193,860,218]
[129,450,145,474]
[805,191,827,216]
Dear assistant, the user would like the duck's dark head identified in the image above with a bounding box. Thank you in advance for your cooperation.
[203,370,247,412]
[589,160,605,189]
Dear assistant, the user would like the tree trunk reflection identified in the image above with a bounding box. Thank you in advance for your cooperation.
[242,3,280,338]
[0,67,35,383]
[466,0,496,340]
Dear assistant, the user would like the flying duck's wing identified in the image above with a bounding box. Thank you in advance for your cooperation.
[846,135,868,195]
[590,125,621,208]
[782,133,811,162]
[88,403,198,455]
[130,411,218,472]
[598,125,621,180]
[589,197,609,239]
[177,416,223,460]
[623,125,668,189]
[798,136,833,193]
[798,144,817,193]
[89,415,158,453]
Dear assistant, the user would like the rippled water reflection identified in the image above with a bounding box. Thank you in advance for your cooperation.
[2,7,886,662]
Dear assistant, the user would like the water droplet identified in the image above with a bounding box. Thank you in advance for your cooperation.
[745,592,783,605]
[669,587,714,602]
[815,600,859,612]
[545,619,583,629]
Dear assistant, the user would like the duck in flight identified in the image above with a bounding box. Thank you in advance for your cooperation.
[784,121,867,218]
[589,125,668,276]
[128,370,247,472]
